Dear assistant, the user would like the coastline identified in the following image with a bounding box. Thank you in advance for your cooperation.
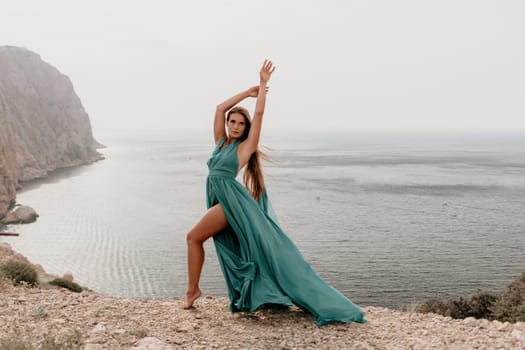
[16,161,100,195]
[1,244,524,349]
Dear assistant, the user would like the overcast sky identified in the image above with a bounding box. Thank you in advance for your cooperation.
[1,1,524,132]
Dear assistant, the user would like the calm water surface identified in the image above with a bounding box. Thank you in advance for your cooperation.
[2,129,525,308]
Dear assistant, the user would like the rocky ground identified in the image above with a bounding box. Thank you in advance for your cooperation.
[1,244,524,349]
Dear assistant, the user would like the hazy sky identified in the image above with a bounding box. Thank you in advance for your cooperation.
[1,1,524,132]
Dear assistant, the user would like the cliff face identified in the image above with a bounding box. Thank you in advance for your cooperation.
[0,46,101,218]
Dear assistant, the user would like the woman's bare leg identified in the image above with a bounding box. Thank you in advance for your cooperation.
[183,203,228,309]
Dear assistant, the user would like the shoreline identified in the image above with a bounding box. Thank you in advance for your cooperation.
[16,163,98,195]
[1,243,524,349]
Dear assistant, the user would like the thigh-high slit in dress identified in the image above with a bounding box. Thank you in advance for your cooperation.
[206,138,366,326]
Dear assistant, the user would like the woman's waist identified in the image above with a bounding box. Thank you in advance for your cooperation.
[207,169,236,178]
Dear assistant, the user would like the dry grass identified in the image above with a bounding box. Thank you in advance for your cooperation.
[417,270,525,322]
[0,259,38,286]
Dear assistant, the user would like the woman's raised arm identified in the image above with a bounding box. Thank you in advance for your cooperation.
[238,60,275,159]
[214,87,258,144]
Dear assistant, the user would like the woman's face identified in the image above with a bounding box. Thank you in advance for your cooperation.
[227,112,247,139]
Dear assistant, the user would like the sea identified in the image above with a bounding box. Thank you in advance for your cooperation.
[2,129,525,309]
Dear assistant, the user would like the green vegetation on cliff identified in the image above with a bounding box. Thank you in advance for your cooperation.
[418,270,525,323]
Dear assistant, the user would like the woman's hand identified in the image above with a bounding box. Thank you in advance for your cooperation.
[259,59,275,84]
[238,59,274,158]
[247,85,269,97]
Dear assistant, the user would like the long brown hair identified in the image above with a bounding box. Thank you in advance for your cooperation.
[227,106,266,201]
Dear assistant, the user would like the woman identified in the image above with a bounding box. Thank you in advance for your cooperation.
[184,59,365,326]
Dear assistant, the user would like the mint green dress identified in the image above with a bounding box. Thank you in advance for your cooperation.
[207,138,366,326]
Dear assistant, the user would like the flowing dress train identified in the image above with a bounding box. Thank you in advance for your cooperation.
[206,138,366,326]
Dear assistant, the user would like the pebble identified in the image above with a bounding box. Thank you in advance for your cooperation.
[130,337,174,350]
[512,329,525,341]
[90,323,106,333]
[463,317,477,327]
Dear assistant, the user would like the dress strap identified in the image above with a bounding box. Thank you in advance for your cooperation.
[213,138,226,152]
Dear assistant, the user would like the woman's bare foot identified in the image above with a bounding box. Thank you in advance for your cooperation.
[183,289,202,309]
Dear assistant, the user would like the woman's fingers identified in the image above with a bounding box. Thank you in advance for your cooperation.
[262,59,273,70]
[260,59,275,82]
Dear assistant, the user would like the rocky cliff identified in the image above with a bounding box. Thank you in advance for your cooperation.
[0,46,101,219]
